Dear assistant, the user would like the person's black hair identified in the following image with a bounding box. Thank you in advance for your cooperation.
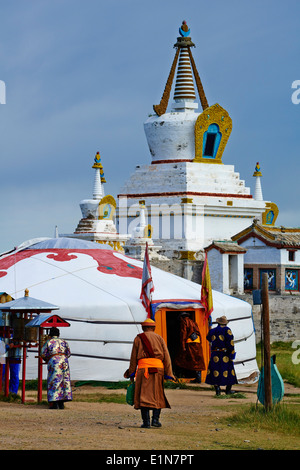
[49,327,60,337]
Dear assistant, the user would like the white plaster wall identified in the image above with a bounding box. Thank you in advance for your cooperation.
[144,111,199,161]
[203,216,254,247]
[237,254,244,294]
[119,162,255,197]
[280,248,300,264]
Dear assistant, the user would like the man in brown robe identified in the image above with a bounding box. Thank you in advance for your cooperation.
[124,318,175,428]
[174,312,206,382]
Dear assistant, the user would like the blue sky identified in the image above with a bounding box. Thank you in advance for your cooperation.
[0,0,299,253]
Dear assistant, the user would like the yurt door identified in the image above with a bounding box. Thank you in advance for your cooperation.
[154,308,210,381]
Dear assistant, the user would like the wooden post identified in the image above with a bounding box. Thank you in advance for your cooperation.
[37,327,43,403]
[5,357,9,396]
[21,343,26,404]
[261,273,272,411]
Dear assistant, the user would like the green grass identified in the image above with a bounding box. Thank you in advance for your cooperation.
[73,393,127,404]
[224,403,300,435]
[0,392,22,403]
[256,341,300,388]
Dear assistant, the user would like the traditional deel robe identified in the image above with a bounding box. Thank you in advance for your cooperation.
[126,331,175,410]
[41,336,73,403]
[205,324,238,386]
[175,316,205,371]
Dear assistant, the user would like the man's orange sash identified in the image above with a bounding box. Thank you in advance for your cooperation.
[138,358,164,379]
[186,337,200,343]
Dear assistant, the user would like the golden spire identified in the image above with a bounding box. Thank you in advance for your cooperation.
[153,21,208,116]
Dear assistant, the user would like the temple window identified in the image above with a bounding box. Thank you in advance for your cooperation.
[288,250,296,262]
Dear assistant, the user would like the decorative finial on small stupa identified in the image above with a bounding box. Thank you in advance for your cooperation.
[92,151,106,183]
[253,162,263,201]
[179,20,190,37]
[253,162,262,177]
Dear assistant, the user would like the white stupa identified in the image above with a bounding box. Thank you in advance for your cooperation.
[117,21,268,259]
[62,151,129,251]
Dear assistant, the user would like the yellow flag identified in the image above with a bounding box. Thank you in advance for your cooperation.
[201,252,213,321]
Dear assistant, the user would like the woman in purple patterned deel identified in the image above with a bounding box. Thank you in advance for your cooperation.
[41,327,73,409]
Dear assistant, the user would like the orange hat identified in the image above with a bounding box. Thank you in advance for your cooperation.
[141,318,156,327]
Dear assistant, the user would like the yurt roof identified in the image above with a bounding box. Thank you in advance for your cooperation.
[0,237,250,322]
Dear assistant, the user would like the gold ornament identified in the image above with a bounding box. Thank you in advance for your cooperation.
[98,195,117,220]
[262,202,279,227]
[194,103,232,164]
[153,49,180,116]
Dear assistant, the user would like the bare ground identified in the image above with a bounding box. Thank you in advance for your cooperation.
[0,382,299,451]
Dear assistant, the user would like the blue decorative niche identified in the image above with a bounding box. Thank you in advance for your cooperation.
[244,268,253,290]
[202,124,222,159]
[285,269,299,291]
[265,210,275,225]
[260,269,276,291]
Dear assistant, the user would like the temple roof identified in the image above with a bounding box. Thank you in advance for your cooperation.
[232,222,300,248]
[205,241,247,254]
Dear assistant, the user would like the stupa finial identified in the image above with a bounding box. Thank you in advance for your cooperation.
[179,20,190,37]
[253,162,262,177]
[253,162,263,201]
[92,151,106,183]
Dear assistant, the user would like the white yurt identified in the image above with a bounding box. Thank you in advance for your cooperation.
[0,237,258,383]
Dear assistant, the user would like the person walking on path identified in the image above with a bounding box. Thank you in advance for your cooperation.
[41,327,73,409]
[124,318,175,428]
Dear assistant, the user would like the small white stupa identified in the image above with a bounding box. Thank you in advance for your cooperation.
[61,151,129,251]
[124,202,165,260]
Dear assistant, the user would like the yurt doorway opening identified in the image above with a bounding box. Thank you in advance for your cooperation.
[154,307,210,381]
[166,310,195,380]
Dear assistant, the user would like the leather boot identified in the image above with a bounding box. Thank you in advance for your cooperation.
[151,408,162,427]
[49,401,58,409]
[214,385,221,396]
[140,407,150,428]
[192,371,202,383]
[226,385,235,395]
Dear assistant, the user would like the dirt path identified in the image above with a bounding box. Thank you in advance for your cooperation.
[0,382,299,451]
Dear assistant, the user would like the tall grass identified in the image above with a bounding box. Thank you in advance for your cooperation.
[225,403,300,435]
[256,341,300,388]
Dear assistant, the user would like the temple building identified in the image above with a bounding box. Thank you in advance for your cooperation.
[116,21,278,266]
[232,221,300,295]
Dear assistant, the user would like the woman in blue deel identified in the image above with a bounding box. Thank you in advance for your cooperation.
[205,316,238,395]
